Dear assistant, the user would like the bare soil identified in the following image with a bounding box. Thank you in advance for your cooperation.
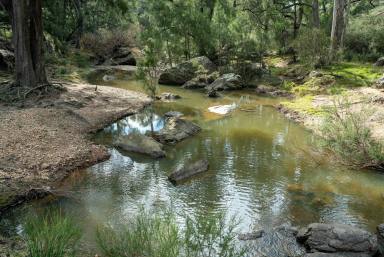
[0,81,151,212]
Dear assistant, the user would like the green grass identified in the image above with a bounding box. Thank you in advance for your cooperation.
[97,209,246,257]
[23,210,81,257]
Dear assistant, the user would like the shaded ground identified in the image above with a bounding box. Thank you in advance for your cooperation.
[0,82,151,212]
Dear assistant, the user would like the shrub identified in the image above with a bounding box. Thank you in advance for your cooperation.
[23,211,81,257]
[80,28,135,58]
[293,28,330,68]
[344,11,384,62]
[96,209,246,257]
[319,98,384,170]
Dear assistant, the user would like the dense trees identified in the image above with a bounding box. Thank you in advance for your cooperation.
[0,0,383,90]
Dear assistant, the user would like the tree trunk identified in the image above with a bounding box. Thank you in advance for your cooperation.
[330,0,345,56]
[12,0,47,88]
[312,0,320,28]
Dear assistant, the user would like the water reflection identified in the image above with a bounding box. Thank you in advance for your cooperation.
[1,81,384,254]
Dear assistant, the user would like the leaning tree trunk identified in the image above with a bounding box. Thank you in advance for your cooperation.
[12,0,47,88]
[330,0,345,57]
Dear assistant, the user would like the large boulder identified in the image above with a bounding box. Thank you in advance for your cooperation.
[205,73,243,92]
[103,47,136,66]
[374,57,384,67]
[182,73,218,89]
[0,49,14,71]
[114,133,166,158]
[168,159,209,184]
[297,223,378,256]
[152,117,201,144]
[159,56,216,85]
[375,75,384,89]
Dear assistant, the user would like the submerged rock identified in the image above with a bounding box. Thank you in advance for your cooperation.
[114,133,166,158]
[168,159,209,184]
[205,73,243,92]
[297,223,378,256]
[208,103,237,115]
[238,230,265,240]
[157,92,181,101]
[164,111,183,118]
[159,56,216,85]
[152,117,201,144]
[304,253,371,257]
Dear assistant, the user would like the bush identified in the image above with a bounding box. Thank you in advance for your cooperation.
[23,211,81,257]
[293,28,330,68]
[344,11,384,61]
[97,209,246,257]
[319,98,384,170]
[80,28,135,58]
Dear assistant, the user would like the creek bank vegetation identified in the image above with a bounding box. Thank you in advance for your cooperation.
[6,208,384,257]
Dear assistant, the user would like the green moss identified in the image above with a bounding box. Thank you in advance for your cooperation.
[323,62,382,88]
[281,95,324,115]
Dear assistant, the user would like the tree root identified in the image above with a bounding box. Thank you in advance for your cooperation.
[0,81,66,104]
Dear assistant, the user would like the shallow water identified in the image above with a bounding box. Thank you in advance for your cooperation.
[1,78,384,251]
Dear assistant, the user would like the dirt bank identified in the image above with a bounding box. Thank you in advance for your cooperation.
[0,82,151,212]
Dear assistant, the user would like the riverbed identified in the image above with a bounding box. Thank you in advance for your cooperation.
[1,78,384,252]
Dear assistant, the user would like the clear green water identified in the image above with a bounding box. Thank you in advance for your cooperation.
[1,78,384,251]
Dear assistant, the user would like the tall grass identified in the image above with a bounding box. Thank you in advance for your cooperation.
[97,210,246,257]
[23,211,81,257]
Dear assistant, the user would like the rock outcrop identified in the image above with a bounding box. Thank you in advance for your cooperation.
[152,117,201,144]
[114,133,166,158]
[159,56,216,85]
[103,47,136,66]
[168,159,209,184]
[297,223,378,256]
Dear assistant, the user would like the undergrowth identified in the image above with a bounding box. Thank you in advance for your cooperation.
[319,98,384,170]
[23,211,81,257]
[96,209,246,257]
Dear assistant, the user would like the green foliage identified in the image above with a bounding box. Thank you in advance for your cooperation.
[136,38,164,99]
[97,210,180,257]
[23,211,81,257]
[293,28,330,68]
[97,209,246,257]
[319,98,384,170]
[344,6,384,61]
[323,62,382,88]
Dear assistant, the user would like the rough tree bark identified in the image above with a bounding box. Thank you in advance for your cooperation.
[330,0,345,56]
[2,0,48,88]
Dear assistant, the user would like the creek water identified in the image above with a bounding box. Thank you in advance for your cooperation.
[1,78,384,252]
